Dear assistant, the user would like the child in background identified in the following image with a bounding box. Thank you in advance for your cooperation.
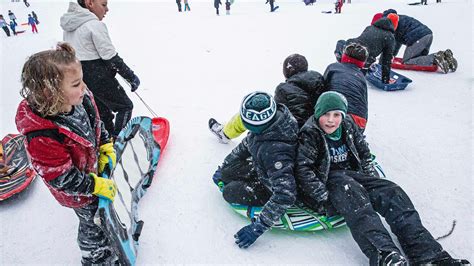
[15,43,118,264]
[9,20,17,35]
[334,0,343,13]
[8,10,17,26]
[27,14,38,33]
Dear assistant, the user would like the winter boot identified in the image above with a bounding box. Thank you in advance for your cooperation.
[433,51,449,74]
[379,251,408,266]
[208,118,230,144]
[416,251,471,266]
[443,49,457,72]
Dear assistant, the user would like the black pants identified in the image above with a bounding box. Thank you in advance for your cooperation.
[326,170,443,264]
[176,1,182,11]
[220,157,271,206]
[74,199,116,264]
[2,26,10,37]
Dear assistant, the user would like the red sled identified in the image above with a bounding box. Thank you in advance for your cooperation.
[0,134,36,201]
[152,117,170,151]
[391,57,438,72]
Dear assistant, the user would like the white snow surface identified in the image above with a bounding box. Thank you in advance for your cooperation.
[0,0,472,264]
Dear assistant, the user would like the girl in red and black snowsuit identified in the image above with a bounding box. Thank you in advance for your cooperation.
[15,43,118,265]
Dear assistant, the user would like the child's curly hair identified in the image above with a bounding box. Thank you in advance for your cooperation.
[20,42,80,117]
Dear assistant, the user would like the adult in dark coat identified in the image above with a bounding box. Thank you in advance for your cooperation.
[274,54,326,128]
[382,9,456,72]
[324,43,369,130]
[296,91,470,265]
[213,92,298,249]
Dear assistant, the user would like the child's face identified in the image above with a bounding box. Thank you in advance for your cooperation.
[87,0,109,21]
[318,110,343,134]
[61,62,86,113]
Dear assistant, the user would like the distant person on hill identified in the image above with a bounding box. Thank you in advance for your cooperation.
[31,11,39,24]
[214,0,222,15]
[27,14,38,33]
[23,0,30,7]
[334,0,343,13]
[0,15,11,37]
[382,9,456,74]
[8,10,17,26]
[225,0,231,15]
[184,0,190,11]
[176,0,182,12]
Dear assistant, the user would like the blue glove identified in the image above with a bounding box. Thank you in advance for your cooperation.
[130,74,140,92]
[234,217,269,248]
[212,167,224,191]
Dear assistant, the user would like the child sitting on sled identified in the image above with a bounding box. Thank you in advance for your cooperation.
[15,43,118,264]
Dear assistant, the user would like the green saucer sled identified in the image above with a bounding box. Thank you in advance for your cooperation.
[218,181,346,231]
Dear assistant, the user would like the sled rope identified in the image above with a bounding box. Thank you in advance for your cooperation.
[435,220,456,240]
[134,92,158,117]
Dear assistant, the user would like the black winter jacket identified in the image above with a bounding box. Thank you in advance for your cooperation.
[274,70,326,128]
[391,15,433,56]
[347,18,396,83]
[295,116,375,204]
[222,105,298,227]
[324,62,368,120]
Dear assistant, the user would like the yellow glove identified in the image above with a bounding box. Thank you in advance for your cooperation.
[91,173,117,202]
[98,142,116,175]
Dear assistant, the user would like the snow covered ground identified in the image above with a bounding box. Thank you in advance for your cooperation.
[0,0,472,264]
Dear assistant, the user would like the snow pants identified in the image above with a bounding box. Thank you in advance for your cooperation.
[326,170,444,265]
[2,26,10,37]
[220,157,271,206]
[74,199,116,265]
[402,34,435,66]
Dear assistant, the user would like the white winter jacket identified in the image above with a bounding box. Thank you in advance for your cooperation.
[60,2,117,61]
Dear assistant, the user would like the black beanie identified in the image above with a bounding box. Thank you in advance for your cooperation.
[344,43,369,62]
[382,9,397,17]
[283,54,308,79]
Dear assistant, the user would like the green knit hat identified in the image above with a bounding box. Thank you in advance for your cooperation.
[314,91,348,120]
[240,91,277,133]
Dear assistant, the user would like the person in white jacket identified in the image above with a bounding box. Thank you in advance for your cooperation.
[60,0,140,138]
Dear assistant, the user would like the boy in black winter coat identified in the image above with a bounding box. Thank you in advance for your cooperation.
[325,43,369,131]
[212,92,298,249]
[296,91,470,266]
[335,16,397,84]
[209,54,325,143]
[382,9,456,73]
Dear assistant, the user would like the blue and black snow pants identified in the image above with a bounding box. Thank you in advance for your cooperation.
[74,199,116,265]
[326,170,444,265]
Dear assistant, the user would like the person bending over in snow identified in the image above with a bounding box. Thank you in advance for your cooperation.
[212,92,298,249]
[209,54,325,143]
[61,0,140,138]
[382,9,456,74]
[15,43,118,264]
[335,14,398,84]
[295,91,471,266]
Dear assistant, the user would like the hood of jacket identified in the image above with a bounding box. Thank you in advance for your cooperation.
[60,2,98,32]
[250,104,299,143]
[287,70,324,94]
[373,17,395,33]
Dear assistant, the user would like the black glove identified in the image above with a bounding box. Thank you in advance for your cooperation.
[309,181,329,203]
[129,74,140,92]
[234,217,269,248]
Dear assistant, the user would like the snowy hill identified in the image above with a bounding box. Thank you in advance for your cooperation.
[0,0,472,264]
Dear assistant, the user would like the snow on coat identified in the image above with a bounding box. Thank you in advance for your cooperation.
[15,90,109,208]
[274,70,326,128]
[222,105,298,227]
